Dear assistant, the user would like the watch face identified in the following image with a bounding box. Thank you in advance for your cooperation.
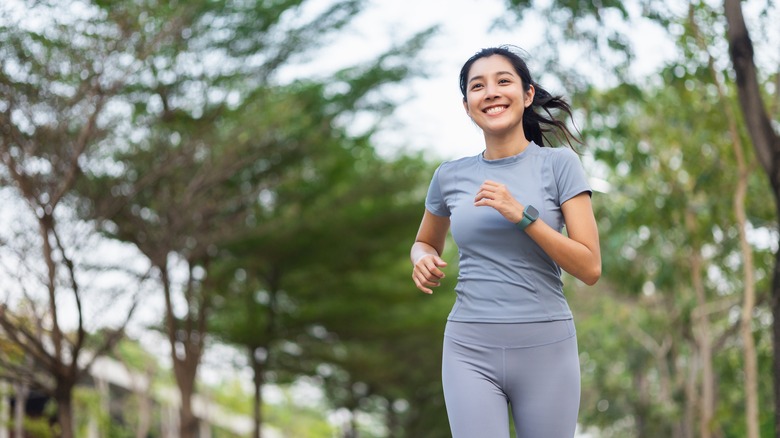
[526,205,539,219]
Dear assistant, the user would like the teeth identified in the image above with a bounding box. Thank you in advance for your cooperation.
[485,106,506,114]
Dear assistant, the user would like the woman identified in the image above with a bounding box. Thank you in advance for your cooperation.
[410,46,601,438]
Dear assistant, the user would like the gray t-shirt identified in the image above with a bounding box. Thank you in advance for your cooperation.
[425,142,591,323]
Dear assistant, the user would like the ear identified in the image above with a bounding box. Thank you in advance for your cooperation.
[525,85,535,108]
[462,98,470,116]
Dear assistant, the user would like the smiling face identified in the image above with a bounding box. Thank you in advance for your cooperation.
[462,55,535,138]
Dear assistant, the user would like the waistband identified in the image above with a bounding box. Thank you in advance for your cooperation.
[444,319,575,349]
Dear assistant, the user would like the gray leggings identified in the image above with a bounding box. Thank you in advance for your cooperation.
[442,319,580,438]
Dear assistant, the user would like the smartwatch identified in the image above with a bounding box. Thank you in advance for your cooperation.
[516,205,539,231]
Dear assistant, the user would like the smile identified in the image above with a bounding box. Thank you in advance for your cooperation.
[484,105,508,115]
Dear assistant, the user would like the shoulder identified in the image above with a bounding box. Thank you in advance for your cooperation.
[536,145,580,160]
[536,146,583,171]
[436,154,480,175]
[442,153,480,168]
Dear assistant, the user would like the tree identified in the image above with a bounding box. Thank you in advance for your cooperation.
[207,59,444,437]
[573,70,774,437]
[209,150,442,436]
[272,155,453,438]
[0,2,146,435]
[73,1,436,435]
[302,252,456,438]
[83,83,322,436]
[722,1,780,436]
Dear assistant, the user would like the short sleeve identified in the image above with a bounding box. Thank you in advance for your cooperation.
[425,164,451,217]
[554,148,592,205]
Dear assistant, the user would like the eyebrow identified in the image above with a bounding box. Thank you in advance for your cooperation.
[468,71,516,84]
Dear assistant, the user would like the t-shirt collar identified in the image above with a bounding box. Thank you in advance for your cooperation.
[478,141,540,166]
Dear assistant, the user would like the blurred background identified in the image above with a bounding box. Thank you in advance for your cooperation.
[0,0,778,437]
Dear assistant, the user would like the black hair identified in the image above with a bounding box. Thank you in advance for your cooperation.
[459,45,582,150]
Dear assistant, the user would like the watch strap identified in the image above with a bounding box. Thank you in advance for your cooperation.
[516,205,538,231]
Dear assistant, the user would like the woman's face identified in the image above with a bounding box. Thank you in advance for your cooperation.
[462,55,534,136]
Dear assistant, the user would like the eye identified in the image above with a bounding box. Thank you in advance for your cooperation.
[470,83,484,91]
[499,78,511,84]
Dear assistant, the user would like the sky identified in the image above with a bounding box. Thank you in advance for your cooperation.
[342,0,537,161]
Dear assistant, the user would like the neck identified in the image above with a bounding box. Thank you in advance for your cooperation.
[482,131,531,160]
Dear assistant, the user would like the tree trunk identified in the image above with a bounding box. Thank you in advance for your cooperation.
[634,372,649,438]
[172,343,200,438]
[723,1,780,435]
[252,349,265,438]
[13,382,28,438]
[731,81,760,438]
[736,171,760,438]
[343,410,359,438]
[772,212,780,437]
[179,389,198,438]
[55,390,74,438]
[696,7,761,431]
[136,393,152,438]
[686,210,717,438]
[160,265,205,438]
[684,354,697,438]
[134,368,153,438]
[386,405,398,438]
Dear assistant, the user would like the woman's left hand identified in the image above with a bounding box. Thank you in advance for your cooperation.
[474,180,524,223]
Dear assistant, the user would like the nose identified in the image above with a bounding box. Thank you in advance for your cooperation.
[484,83,500,100]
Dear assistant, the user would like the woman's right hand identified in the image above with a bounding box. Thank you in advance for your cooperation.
[412,254,448,294]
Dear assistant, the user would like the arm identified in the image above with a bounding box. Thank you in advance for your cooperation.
[525,193,601,285]
[475,181,601,285]
[410,210,451,294]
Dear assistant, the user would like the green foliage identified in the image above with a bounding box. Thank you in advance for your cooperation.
[11,418,55,438]
[113,338,160,375]
[4,0,439,436]
[572,53,775,438]
[506,0,628,20]
[263,387,337,437]
[73,387,109,438]
[0,2,152,436]
[208,379,253,416]
[499,0,633,87]
[62,0,440,436]
[207,101,453,435]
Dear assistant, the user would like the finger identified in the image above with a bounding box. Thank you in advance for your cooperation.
[415,265,442,281]
[425,279,442,288]
[413,269,441,287]
[421,258,447,276]
[416,268,443,287]
[413,257,447,294]
[425,265,445,279]
[475,191,493,203]
[412,275,434,294]
[475,196,493,205]
[482,182,505,192]
[478,185,496,195]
